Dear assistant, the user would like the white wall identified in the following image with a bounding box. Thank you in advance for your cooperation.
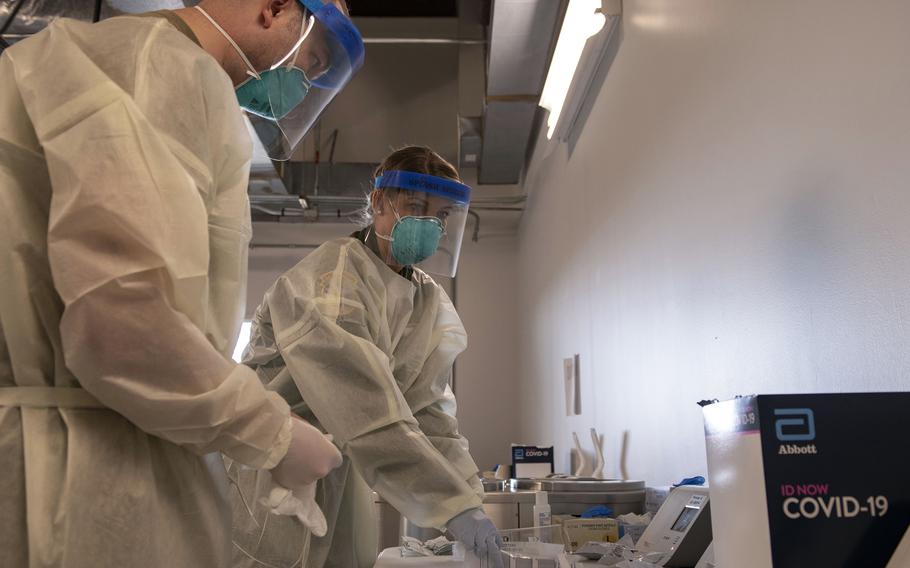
[517,0,910,486]
[293,38,460,164]
[454,234,521,472]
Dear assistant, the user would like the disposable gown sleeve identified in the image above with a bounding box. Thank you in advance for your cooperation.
[405,294,485,500]
[410,375,485,501]
[266,245,483,529]
[38,55,291,468]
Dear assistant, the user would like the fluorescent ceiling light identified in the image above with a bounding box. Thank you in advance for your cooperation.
[539,0,608,139]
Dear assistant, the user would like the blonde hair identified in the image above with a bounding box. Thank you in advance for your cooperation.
[373,145,461,185]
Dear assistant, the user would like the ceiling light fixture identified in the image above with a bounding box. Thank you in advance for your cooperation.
[539,0,622,141]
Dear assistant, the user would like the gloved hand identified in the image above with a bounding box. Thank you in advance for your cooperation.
[264,482,328,537]
[445,508,504,568]
[269,415,342,493]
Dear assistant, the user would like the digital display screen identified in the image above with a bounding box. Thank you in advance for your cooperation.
[670,506,700,532]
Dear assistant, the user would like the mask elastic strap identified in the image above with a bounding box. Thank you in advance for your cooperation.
[194,6,261,80]
[273,13,317,71]
[373,195,401,242]
[386,196,403,222]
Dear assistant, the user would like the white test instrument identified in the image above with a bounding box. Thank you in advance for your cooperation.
[637,486,712,567]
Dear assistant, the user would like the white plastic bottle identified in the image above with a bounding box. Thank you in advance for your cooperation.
[533,492,552,568]
[534,491,551,533]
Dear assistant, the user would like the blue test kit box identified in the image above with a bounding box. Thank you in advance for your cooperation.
[511,445,554,479]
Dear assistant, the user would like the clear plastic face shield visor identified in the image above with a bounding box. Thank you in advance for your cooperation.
[374,171,472,278]
[245,0,365,160]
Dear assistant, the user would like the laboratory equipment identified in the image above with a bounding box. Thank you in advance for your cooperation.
[508,479,644,493]
[482,479,509,492]
[374,479,646,555]
[505,478,646,531]
[374,525,568,568]
[374,547,479,568]
[636,485,712,567]
[499,525,566,567]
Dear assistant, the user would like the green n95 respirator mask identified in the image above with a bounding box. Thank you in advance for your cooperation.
[373,171,472,277]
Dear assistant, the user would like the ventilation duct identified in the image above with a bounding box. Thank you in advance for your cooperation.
[479,0,561,185]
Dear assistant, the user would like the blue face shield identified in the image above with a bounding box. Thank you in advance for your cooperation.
[195,0,365,160]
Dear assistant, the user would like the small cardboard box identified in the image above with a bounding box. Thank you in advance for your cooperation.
[561,518,620,552]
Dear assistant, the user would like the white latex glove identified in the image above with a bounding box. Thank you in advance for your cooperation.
[269,416,342,493]
[264,482,328,537]
[445,508,504,568]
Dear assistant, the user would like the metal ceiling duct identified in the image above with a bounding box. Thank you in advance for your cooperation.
[479,0,561,185]
[480,99,537,184]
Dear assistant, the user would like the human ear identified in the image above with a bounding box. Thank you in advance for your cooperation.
[370,190,384,214]
[261,0,296,28]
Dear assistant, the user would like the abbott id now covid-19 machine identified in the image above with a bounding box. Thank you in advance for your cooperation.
[637,485,713,567]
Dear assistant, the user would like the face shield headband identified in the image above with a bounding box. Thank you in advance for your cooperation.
[373,171,472,204]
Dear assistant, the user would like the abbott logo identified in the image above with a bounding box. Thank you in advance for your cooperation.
[775,408,816,441]
[775,408,818,455]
